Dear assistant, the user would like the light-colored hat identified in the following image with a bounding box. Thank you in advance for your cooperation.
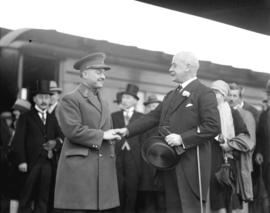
[211,80,230,97]
[12,99,31,113]
[50,81,62,93]
[0,111,12,119]
[143,95,161,106]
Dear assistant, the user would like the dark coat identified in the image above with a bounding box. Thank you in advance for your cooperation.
[111,110,143,167]
[210,108,249,210]
[111,110,144,212]
[11,108,62,169]
[256,107,270,163]
[54,84,119,210]
[139,127,162,191]
[127,79,220,202]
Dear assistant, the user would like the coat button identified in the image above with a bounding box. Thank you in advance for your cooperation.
[99,154,103,157]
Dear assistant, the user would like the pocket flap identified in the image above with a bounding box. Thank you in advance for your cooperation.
[65,148,89,157]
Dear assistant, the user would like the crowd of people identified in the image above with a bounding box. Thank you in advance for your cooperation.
[0,51,270,213]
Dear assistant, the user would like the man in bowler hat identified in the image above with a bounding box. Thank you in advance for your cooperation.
[116,52,220,213]
[111,84,144,213]
[11,80,63,213]
[54,52,121,213]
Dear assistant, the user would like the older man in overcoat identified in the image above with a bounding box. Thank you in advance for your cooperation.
[54,53,121,213]
[116,51,220,213]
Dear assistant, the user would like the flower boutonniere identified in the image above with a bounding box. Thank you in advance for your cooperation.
[182,90,190,98]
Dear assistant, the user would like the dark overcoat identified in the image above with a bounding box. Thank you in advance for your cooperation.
[12,108,62,169]
[127,79,220,208]
[54,84,119,210]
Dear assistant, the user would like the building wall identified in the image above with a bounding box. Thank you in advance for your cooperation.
[59,57,266,114]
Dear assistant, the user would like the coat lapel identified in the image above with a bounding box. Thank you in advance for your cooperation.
[30,109,46,132]
[169,79,199,114]
[78,84,101,113]
[98,92,109,129]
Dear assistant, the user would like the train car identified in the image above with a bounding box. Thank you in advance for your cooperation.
[0,28,269,113]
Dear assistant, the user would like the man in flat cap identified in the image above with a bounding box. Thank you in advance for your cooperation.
[111,84,144,213]
[54,52,121,213]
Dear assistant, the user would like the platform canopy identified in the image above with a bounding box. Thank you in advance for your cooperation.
[1,0,270,73]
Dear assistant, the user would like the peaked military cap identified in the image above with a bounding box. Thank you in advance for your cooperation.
[73,52,110,71]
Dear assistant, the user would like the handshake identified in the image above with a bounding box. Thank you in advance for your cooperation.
[103,128,128,141]
[103,128,184,147]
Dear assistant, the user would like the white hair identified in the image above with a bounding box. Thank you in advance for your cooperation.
[174,51,200,73]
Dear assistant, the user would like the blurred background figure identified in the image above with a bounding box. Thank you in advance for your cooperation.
[111,84,144,213]
[48,80,63,213]
[9,98,31,213]
[114,91,124,110]
[254,79,270,213]
[228,83,256,213]
[137,94,165,213]
[12,88,32,127]
[143,95,161,113]
[48,81,62,114]
[261,99,269,112]
[228,82,259,125]
[0,111,14,213]
[210,80,251,213]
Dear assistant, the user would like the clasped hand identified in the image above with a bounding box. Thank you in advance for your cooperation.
[103,128,129,141]
[106,128,183,147]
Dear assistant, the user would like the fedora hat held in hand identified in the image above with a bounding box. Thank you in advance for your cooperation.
[141,126,185,170]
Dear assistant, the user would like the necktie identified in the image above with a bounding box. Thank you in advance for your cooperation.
[40,112,46,125]
[177,84,183,92]
[122,111,131,151]
[124,111,130,125]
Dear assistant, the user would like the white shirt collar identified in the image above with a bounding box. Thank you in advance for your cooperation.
[180,77,197,90]
[35,105,47,114]
[123,106,135,117]
[233,101,244,110]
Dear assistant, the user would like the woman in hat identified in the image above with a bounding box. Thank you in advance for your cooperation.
[209,80,249,213]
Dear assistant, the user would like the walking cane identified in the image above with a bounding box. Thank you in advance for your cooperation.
[197,146,204,213]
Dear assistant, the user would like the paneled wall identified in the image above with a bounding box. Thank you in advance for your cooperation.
[59,57,266,114]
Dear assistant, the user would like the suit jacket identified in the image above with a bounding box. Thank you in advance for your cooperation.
[111,110,143,167]
[12,108,62,169]
[127,79,220,201]
[54,84,119,210]
[256,107,270,163]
